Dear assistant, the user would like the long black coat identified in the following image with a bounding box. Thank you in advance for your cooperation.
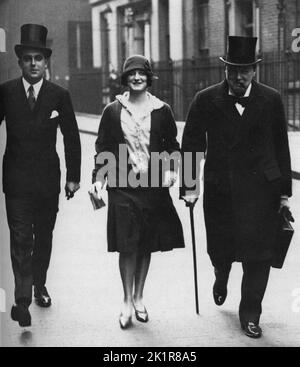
[181,80,292,263]
[0,78,81,198]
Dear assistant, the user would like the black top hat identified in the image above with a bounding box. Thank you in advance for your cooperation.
[219,36,262,66]
[15,24,52,58]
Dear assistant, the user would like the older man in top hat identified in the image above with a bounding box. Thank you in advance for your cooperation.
[0,24,81,327]
[181,36,292,338]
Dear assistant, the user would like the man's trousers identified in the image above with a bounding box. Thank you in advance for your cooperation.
[5,194,59,306]
[213,259,271,325]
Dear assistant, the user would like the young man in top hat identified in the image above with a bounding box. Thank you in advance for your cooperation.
[181,36,292,338]
[0,24,81,327]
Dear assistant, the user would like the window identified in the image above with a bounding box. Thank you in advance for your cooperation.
[68,21,93,70]
[101,12,110,74]
[227,0,257,37]
[194,0,209,54]
[159,0,170,61]
[134,20,145,55]
[235,0,254,36]
[296,0,300,27]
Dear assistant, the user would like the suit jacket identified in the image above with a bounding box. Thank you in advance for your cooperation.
[0,78,81,198]
[93,99,180,189]
[181,80,292,263]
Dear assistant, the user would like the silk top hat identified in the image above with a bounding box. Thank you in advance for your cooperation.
[15,24,52,58]
[219,36,262,66]
[121,55,156,86]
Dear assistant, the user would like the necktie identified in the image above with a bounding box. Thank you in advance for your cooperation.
[228,95,249,108]
[28,85,36,111]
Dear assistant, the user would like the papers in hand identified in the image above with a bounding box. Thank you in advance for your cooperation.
[88,191,106,210]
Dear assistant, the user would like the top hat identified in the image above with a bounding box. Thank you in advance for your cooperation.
[121,54,156,86]
[219,36,262,66]
[15,24,52,58]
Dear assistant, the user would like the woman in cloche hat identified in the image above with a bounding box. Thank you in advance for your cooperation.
[90,55,184,329]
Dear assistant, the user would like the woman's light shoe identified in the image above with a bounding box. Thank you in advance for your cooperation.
[119,313,132,329]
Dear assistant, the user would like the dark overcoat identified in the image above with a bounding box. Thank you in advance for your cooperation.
[181,80,292,263]
[0,78,81,198]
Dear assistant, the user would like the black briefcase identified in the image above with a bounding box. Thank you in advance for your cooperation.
[272,208,295,269]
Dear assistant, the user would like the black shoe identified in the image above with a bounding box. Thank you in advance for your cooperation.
[34,286,52,308]
[241,321,262,339]
[213,266,230,306]
[11,304,31,327]
[133,305,149,323]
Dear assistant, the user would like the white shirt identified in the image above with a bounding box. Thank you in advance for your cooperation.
[22,77,44,99]
[116,92,164,174]
[229,83,252,116]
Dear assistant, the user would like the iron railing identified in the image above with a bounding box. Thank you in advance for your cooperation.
[69,52,300,129]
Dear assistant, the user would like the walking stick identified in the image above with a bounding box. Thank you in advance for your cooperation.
[189,204,199,315]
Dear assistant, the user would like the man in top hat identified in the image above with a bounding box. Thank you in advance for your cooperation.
[180,36,292,338]
[0,24,81,327]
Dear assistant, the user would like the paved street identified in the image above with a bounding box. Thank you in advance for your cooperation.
[1,115,300,347]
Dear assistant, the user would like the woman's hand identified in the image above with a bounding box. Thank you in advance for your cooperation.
[182,194,198,207]
[89,181,104,200]
[163,170,178,187]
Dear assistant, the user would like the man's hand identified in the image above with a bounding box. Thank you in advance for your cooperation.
[182,194,199,207]
[163,170,178,188]
[279,196,289,211]
[279,197,295,222]
[65,181,80,200]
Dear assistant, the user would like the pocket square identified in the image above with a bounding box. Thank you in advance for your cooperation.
[50,110,59,119]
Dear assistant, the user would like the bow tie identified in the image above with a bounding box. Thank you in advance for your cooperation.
[228,95,250,108]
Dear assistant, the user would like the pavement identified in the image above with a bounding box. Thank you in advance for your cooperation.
[0,114,300,347]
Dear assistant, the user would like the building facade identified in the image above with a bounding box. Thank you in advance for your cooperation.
[87,0,299,123]
[0,0,91,89]
[89,0,299,65]
[1,0,299,122]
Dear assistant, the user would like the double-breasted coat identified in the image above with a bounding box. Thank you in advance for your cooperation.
[181,80,292,263]
[0,78,81,198]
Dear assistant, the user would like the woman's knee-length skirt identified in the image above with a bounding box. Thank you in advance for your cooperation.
[107,188,185,253]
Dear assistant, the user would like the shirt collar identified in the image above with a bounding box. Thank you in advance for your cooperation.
[228,82,252,97]
[22,77,44,97]
[116,91,164,116]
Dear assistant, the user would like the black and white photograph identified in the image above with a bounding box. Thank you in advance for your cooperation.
[1,0,300,350]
